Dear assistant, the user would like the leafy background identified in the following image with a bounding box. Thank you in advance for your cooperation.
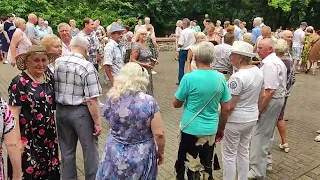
[0,0,319,36]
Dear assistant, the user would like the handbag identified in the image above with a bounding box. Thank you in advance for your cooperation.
[177,74,223,139]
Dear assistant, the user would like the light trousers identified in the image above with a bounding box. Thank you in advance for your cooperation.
[249,98,284,179]
[222,121,257,180]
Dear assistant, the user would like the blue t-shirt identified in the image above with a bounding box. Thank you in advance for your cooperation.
[252,26,262,44]
[175,70,231,136]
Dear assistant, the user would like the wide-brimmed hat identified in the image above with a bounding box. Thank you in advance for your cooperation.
[231,41,255,58]
[16,45,59,71]
[108,24,125,34]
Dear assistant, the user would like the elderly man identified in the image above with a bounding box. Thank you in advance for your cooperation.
[55,35,102,180]
[103,24,126,86]
[58,22,72,55]
[281,30,294,60]
[233,19,242,41]
[79,18,100,71]
[142,17,155,35]
[25,13,39,45]
[252,17,262,45]
[212,33,234,79]
[255,26,278,51]
[292,22,308,72]
[177,18,196,85]
[248,38,287,179]
[44,20,53,34]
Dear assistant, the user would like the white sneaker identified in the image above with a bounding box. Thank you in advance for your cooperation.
[267,164,273,171]
[3,60,9,64]
[315,134,320,142]
[279,143,290,153]
[248,170,258,179]
[151,71,157,75]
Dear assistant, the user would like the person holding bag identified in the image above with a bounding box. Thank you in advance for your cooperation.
[173,41,231,180]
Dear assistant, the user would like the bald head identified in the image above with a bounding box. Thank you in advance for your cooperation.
[261,26,272,38]
[28,13,37,24]
[281,30,293,45]
[257,38,275,59]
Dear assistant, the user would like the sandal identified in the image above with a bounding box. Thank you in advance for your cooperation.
[315,135,320,142]
[279,143,289,153]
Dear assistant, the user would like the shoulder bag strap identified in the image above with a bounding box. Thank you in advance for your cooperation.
[180,74,223,131]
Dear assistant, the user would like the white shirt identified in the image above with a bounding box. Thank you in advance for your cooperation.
[293,28,305,48]
[178,27,196,50]
[228,66,264,123]
[261,53,287,98]
[62,42,71,56]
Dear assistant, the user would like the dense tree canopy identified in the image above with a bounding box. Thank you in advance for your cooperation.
[0,0,319,36]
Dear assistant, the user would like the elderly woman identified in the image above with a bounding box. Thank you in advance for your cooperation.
[40,34,62,72]
[0,97,22,180]
[303,27,317,75]
[274,39,296,152]
[214,20,224,44]
[8,45,60,179]
[185,32,206,72]
[96,62,165,179]
[131,28,159,96]
[69,19,79,37]
[241,33,253,45]
[146,24,159,75]
[94,19,107,56]
[174,41,231,180]
[9,17,32,67]
[221,41,264,180]
[175,20,183,61]
[36,17,48,38]
[1,14,16,64]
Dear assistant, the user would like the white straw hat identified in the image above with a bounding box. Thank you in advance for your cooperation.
[231,41,255,58]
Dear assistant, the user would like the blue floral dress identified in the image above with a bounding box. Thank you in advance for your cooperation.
[96,92,160,180]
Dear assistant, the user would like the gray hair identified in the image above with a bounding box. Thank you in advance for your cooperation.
[44,20,48,25]
[253,17,262,26]
[261,38,275,51]
[70,35,89,49]
[182,18,191,26]
[57,22,71,32]
[216,20,221,25]
[193,41,215,65]
[234,19,241,26]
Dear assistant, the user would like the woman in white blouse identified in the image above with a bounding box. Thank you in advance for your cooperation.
[221,41,264,180]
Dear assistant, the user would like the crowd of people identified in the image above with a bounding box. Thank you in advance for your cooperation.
[0,12,319,180]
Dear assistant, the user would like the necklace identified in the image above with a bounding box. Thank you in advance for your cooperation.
[27,69,47,83]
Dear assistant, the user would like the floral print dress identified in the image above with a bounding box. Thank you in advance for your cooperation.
[0,98,15,180]
[7,71,60,179]
[96,92,160,180]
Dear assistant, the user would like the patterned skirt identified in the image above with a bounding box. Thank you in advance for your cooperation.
[147,71,154,96]
[96,135,157,180]
[175,132,218,180]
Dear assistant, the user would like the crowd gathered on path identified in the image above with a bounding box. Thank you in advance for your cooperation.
[0,12,319,180]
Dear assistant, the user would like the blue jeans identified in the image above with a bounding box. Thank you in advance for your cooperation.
[178,50,188,83]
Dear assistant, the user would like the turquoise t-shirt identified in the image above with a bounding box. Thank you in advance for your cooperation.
[175,70,231,136]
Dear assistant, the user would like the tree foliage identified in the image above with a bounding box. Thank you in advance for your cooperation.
[0,0,319,36]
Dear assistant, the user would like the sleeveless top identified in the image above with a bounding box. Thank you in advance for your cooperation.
[7,28,32,63]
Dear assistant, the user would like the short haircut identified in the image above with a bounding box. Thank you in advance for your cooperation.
[82,18,91,28]
[14,17,26,28]
[224,33,234,44]
[182,18,191,26]
[254,17,262,25]
[224,21,230,25]
[57,22,70,32]
[124,25,130,31]
[41,34,61,50]
[233,19,241,26]
[69,19,76,24]
[193,41,215,65]
[306,26,314,33]
[261,38,275,51]
[275,39,288,56]
[70,35,89,49]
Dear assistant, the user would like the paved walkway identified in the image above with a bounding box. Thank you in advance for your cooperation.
[1,51,320,180]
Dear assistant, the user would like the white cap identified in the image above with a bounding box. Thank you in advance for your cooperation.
[231,41,255,58]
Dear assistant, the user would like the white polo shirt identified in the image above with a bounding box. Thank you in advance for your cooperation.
[227,66,264,123]
[260,53,287,98]
[293,28,305,48]
[178,27,196,50]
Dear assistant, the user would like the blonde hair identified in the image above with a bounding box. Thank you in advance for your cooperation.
[241,33,253,44]
[0,24,3,32]
[40,34,62,50]
[207,23,215,31]
[135,28,147,42]
[69,19,76,25]
[275,39,288,56]
[176,20,182,27]
[14,17,26,28]
[108,62,149,101]
[195,32,206,39]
